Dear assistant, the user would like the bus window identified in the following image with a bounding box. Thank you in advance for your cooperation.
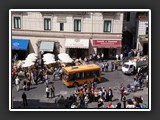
[94,70,100,77]
[76,72,83,80]
[81,72,84,79]
[69,73,76,81]
[84,71,92,79]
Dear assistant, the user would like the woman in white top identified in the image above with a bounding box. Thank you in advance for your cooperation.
[46,86,50,98]
[15,76,20,91]
[44,73,49,86]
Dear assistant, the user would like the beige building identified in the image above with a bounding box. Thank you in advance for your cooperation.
[136,13,149,55]
[11,11,123,60]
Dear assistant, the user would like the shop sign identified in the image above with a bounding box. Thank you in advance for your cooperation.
[93,40,122,48]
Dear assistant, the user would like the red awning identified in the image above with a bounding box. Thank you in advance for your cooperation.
[92,40,122,48]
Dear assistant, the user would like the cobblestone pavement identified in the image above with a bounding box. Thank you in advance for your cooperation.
[11,61,149,109]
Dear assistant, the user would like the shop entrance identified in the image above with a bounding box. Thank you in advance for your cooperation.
[143,43,148,55]
[97,48,117,60]
[67,48,89,60]
[12,50,29,60]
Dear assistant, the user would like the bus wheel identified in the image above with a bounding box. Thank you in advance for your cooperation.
[73,82,78,87]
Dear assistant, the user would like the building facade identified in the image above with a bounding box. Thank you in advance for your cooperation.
[11,11,124,60]
[122,12,137,50]
[136,12,149,55]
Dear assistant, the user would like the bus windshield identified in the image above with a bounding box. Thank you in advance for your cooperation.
[62,70,69,81]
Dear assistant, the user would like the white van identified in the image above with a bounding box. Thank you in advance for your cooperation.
[122,60,148,74]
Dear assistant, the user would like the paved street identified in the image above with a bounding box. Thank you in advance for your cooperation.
[12,61,149,109]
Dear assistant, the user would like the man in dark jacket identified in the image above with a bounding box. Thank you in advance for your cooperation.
[122,95,127,108]
[22,92,28,107]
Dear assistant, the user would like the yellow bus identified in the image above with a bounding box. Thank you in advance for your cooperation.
[62,64,101,87]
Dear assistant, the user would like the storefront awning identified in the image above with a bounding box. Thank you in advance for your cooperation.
[65,39,89,49]
[92,40,122,48]
[39,41,54,52]
[12,39,29,51]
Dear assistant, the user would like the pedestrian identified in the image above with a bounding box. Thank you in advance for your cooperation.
[53,68,57,81]
[15,75,20,91]
[44,72,49,86]
[97,54,100,62]
[138,74,143,88]
[120,53,123,61]
[122,95,127,108]
[84,95,89,108]
[105,62,109,72]
[107,101,114,108]
[46,86,50,98]
[111,62,114,71]
[101,63,105,72]
[137,50,140,57]
[14,53,18,61]
[116,54,119,61]
[35,70,39,85]
[134,50,137,57]
[94,75,98,84]
[108,87,113,102]
[119,83,125,101]
[39,71,44,83]
[50,84,55,98]
[94,89,98,102]
[97,96,104,108]
[101,53,104,62]
[22,92,28,107]
[30,71,34,84]
[115,62,118,70]
[59,67,63,80]
[65,97,70,108]
[115,102,121,108]
[84,57,87,63]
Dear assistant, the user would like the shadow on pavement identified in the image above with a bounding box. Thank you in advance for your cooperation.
[29,86,37,90]
[101,77,109,83]
[112,98,119,102]
[12,99,65,109]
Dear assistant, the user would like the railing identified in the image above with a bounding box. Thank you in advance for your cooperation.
[139,35,148,41]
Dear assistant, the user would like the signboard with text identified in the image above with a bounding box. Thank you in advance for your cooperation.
[93,40,122,48]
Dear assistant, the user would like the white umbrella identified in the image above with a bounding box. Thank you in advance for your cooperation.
[24,59,35,63]
[43,58,55,62]
[25,57,37,62]
[44,60,56,65]
[28,53,38,57]
[58,56,73,63]
[26,55,37,59]
[42,55,54,59]
[58,53,73,63]
[43,53,55,57]
[22,61,34,67]
[58,53,70,58]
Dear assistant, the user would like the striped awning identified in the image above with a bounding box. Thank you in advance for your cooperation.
[65,39,89,49]
[39,41,54,52]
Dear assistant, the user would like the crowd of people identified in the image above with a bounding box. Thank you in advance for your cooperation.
[12,51,148,109]
[52,81,148,109]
